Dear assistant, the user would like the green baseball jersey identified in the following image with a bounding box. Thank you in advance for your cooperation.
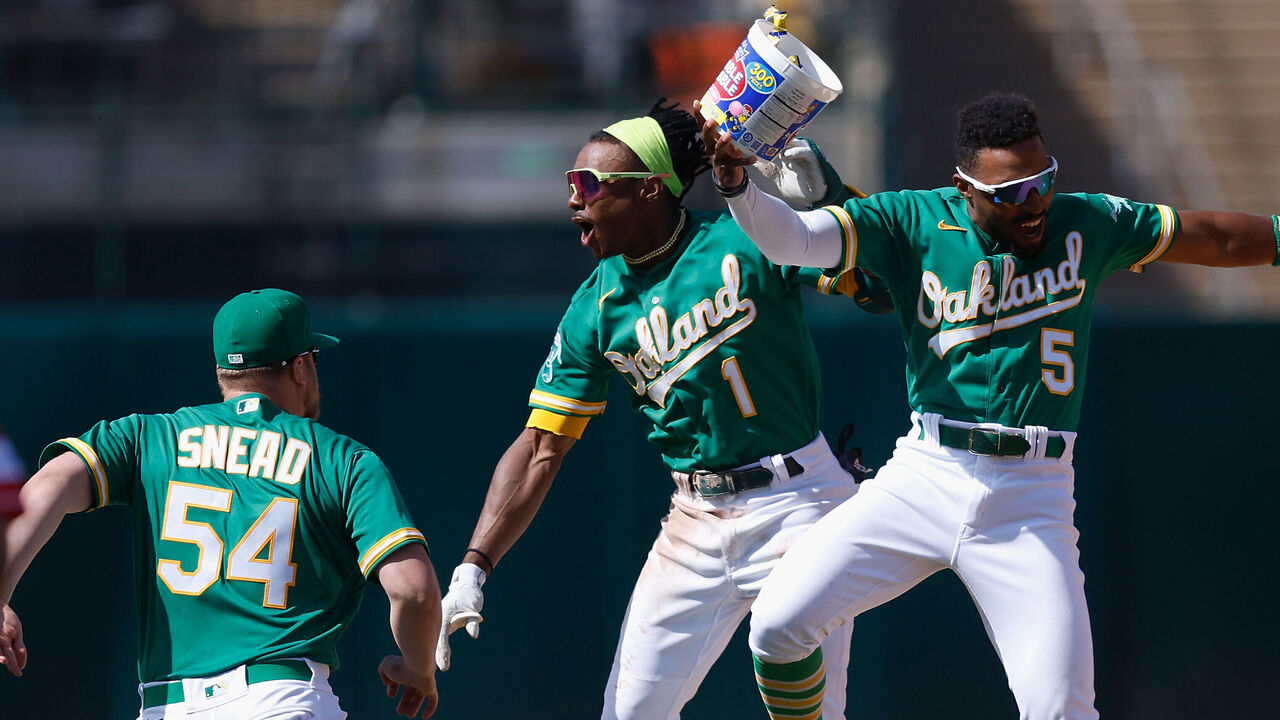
[530,208,844,473]
[822,187,1177,431]
[39,393,426,683]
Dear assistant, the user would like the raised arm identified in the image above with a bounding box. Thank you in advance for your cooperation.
[1,452,92,676]
[435,426,575,671]
[1159,210,1279,267]
[694,102,845,269]
[375,543,442,718]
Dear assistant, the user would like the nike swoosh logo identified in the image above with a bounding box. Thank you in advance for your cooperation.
[937,220,967,232]
[598,288,617,310]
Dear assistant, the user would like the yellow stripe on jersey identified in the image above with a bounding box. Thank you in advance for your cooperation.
[526,409,590,439]
[359,527,427,577]
[815,272,839,295]
[819,204,858,281]
[1128,204,1177,273]
[59,437,109,508]
[528,389,606,416]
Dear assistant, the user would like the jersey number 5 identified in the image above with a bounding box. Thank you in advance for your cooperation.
[1040,328,1076,396]
[157,481,299,609]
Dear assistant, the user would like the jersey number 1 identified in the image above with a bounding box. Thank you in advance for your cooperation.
[157,481,299,608]
[721,356,758,418]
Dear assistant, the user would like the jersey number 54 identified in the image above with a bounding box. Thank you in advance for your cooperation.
[156,481,299,609]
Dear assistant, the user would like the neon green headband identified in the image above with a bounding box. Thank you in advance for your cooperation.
[602,116,683,198]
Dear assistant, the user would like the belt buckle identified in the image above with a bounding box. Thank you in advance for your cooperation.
[967,427,998,456]
[693,471,733,496]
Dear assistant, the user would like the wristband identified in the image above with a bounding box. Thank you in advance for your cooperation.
[1271,214,1279,267]
[464,547,495,574]
[714,172,749,198]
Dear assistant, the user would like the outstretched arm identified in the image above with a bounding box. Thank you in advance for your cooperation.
[435,426,575,671]
[376,544,442,718]
[464,426,575,569]
[1159,211,1278,267]
[1,452,92,676]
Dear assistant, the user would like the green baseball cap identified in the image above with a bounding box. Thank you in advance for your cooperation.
[213,289,339,369]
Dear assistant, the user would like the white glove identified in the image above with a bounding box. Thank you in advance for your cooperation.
[435,562,486,672]
[749,137,831,209]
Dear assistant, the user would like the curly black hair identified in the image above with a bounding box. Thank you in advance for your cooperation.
[591,98,712,200]
[953,91,1042,172]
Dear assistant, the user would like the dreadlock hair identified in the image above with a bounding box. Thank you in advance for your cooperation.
[590,98,712,201]
[953,91,1042,172]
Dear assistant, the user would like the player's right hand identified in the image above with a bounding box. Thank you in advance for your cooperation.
[378,654,438,718]
[692,99,756,190]
[0,602,27,676]
[435,563,486,672]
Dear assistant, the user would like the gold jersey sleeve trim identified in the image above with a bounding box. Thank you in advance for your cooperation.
[526,409,590,439]
[528,389,606,416]
[820,204,858,281]
[1128,204,1176,273]
[359,527,427,577]
[58,437,109,509]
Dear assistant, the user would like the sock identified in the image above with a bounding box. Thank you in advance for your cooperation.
[754,648,825,720]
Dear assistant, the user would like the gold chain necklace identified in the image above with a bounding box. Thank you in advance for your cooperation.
[623,209,687,265]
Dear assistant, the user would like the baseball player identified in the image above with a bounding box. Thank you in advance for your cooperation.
[0,289,441,719]
[434,100,885,720]
[700,91,1280,719]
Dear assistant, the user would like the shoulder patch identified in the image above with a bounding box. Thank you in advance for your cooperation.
[1101,194,1131,222]
[540,330,563,383]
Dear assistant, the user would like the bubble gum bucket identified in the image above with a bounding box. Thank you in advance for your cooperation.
[699,13,843,161]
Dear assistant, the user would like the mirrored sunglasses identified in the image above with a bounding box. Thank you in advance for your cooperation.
[565,168,671,204]
[956,156,1058,205]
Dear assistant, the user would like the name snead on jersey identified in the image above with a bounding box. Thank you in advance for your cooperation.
[176,425,312,485]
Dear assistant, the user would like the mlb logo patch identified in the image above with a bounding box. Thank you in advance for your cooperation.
[236,398,260,414]
[227,353,244,365]
[204,681,228,699]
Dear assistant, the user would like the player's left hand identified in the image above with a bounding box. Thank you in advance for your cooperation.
[435,563,485,671]
[378,654,438,718]
[751,136,855,209]
[0,602,27,676]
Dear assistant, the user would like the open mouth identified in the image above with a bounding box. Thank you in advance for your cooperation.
[1018,214,1046,239]
[572,216,595,248]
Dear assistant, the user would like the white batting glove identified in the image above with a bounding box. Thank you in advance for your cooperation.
[435,563,486,672]
[749,137,831,209]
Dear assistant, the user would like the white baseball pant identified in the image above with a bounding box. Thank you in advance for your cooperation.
[601,433,859,720]
[750,413,1098,720]
[136,658,346,720]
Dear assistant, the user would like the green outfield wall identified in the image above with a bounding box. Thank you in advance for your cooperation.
[0,297,1276,719]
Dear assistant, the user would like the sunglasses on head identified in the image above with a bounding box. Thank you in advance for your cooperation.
[565,168,671,204]
[956,156,1058,205]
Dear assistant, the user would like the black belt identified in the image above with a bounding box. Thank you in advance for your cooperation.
[936,424,1066,458]
[687,456,804,496]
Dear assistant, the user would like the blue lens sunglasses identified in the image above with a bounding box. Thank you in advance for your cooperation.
[956,157,1058,205]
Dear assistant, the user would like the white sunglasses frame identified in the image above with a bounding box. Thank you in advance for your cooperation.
[955,156,1058,204]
